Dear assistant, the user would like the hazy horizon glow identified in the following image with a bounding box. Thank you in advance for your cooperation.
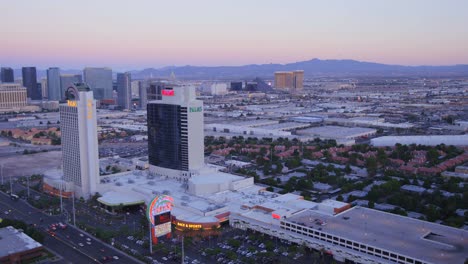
[1,0,468,70]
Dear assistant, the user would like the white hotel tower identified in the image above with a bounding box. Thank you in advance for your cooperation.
[147,84,204,180]
[60,83,99,199]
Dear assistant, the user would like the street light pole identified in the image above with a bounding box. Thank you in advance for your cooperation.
[26,175,30,199]
[149,221,153,254]
[181,236,184,264]
[9,175,13,194]
[1,164,4,186]
[59,178,63,213]
[72,192,76,226]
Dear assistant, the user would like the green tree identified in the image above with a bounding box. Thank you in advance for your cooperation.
[336,195,344,201]
[344,164,352,174]
[366,157,378,177]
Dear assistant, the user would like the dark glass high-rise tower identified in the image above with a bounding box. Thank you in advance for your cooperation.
[147,85,204,180]
[22,67,40,99]
[147,103,187,171]
[1,67,14,83]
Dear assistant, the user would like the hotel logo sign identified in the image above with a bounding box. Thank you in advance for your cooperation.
[189,106,202,113]
[67,100,77,107]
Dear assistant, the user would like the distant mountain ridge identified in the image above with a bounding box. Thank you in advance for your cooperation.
[130,58,468,79]
[10,58,468,80]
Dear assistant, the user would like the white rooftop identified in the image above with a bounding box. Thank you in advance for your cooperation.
[0,226,43,258]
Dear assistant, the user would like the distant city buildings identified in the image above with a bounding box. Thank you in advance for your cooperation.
[60,83,99,198]
[46,67,61,100]
[138,81,147,109]
[0,83,27,109]
[274,70,304,89]
[147,84,204,180]
[22,67,40,100]
[60,74,82,100]
[40,78,47,99]
[201,82,228,95]
[83,67,112,100]
[117,72,131,110]
[230,81,242,91]
[146,80,166,101]
[1,67,14,83]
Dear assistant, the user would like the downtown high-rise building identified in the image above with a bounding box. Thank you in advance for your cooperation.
[147,80,166,101]
[147,84,204,180]
[41,78,48,99]
[60,74,82,100]
[46,67,61,100]
[22,67,40,100]
[83,67,112,100]
[117,72,131,110]
[60,83,99,199]
[1,67,14,83]
[138,81,147,110]
[274,70,304,89]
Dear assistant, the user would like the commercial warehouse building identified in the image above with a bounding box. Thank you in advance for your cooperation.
[296,126,377,140]
[371,135,468,147]
[0,226,44,264]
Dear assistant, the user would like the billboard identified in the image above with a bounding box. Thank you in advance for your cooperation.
[147,195,174,239]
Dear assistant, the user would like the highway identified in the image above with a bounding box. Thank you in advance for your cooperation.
[0,191,144,264]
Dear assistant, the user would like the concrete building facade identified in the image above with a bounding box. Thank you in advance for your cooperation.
[117,72,131,110]
[46,67,61,100]
[83,67,112,100]
[60,83,99,198]
[0,83,27,109]
[138,81,147,109]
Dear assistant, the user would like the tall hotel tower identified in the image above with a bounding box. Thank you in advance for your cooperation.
[60,83,99,198]
[147,84,204,180]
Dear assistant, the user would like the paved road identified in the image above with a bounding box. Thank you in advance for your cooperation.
[0,191,143,264]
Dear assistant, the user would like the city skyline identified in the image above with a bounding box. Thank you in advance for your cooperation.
[1,0,468,70]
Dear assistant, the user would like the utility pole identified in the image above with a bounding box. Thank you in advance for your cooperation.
[59,178,63,213]
[149,222,153,254]
[72,192,76,226]
[26,175,30,199]
[181,236,184,264]
[1,164,4,186]
[10,175,13,194]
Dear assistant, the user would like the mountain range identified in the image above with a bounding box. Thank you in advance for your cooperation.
[11,58,468,80]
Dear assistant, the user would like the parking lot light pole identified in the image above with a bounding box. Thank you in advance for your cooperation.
[181,236,184,264]
[59,179,63,213]
[1,164,4,185]
[26,175,30,199]
[149,222,153,254]
[10,175,13,194]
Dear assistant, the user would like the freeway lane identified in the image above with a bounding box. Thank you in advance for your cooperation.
[0,192,143,264]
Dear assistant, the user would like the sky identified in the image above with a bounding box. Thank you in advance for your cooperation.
[1,0,468,70]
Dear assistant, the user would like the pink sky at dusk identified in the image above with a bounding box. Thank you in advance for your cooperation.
[1,0,468,70]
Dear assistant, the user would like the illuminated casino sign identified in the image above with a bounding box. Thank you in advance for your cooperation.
[147,195,174,239]
[161,89,174,96]
[154,222,172,237]
[147,195,174,225]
